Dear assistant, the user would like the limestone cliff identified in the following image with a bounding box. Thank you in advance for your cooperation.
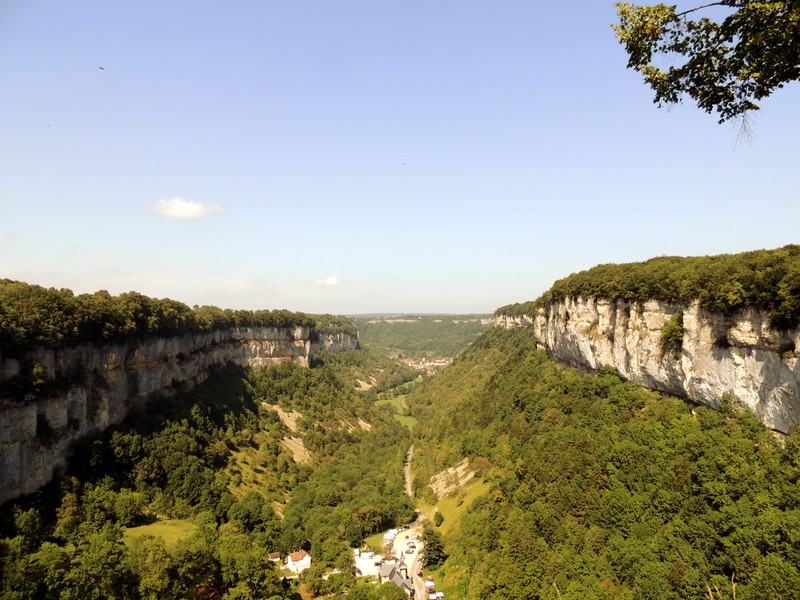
[313,331,359,354]
[497,297,800,434]
[0,326,357,504]
[492,314,535,329]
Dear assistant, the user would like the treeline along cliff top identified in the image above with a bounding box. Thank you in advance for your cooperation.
[0,279,356,357]
[497,245,800,327]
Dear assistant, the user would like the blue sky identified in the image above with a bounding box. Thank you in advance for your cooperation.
[2,1,798,315]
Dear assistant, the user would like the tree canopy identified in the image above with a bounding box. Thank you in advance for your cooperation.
[614,1,800,123]
[496,245,800,328]
[0,279,355,357]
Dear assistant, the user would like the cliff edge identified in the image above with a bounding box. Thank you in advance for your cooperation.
[496,297,800,434]
[0,326,357,504]
[496,247,800,434]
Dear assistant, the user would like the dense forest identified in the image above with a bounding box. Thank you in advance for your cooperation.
[0,348,414,599]
[0,279,355,357]
[313,348,418,397]
[496,245,800,328]
[406,326,800,599]
[353,315,491,360]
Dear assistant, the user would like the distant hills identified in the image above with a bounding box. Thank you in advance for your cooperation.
[353,314,492,360]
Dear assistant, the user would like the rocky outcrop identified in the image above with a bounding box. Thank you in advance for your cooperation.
[497,298,800,434]
[493,314,535,329]
[313,331,359,354]
[0,326,357,504]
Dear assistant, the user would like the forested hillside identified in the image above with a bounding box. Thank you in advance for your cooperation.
[407,327,800,600]
[0,349,414,599]
[496,245,800,327]
[0,279,354,357]
[354,315,491,359]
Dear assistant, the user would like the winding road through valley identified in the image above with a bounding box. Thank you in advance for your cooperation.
[401,444,429,600]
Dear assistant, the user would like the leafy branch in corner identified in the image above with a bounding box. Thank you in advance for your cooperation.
[613,1,800,124]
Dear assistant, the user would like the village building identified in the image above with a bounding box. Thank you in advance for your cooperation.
[286,549,312,573]
[378,561,413,596]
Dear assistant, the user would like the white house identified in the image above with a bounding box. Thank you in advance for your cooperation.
[286,549,312,573]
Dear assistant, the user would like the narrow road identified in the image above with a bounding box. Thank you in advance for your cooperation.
[401,444,428,599]
[404,444,414,498]
[389,524,426,600]
[408,541,425,599]
[408,541,427,600]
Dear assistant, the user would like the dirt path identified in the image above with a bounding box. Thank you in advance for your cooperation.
[404,444,414,498]
[298,583,313,600]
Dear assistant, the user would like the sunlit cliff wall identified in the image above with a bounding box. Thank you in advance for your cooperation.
[0,326,357,503]
[497,297,800,434]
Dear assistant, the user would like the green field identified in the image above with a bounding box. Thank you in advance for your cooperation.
[431,479,491,541]
[375,395,405,412]
[376,392,418,430]
[363,531,391,554]
[123,519,198,547]
[393,413,418,430]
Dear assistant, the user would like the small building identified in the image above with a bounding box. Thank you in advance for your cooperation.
[286,549,312,573]
[269,552,282,563]
[379,561,413,597]
[379,562,398,583]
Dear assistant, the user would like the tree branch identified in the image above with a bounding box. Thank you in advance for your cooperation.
[677,2,744,17]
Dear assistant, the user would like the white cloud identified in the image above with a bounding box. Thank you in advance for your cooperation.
[315,275,345,286]
[153,197,222,220]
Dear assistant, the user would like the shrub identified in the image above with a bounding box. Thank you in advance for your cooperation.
[660,311,684,355]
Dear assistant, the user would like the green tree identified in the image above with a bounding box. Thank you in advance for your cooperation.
[420,523,446,568]
[54,488,83,542]
[744,553,800,600]
[376,583,409,600]
[614,1,800,123]
[124,536,179,600]
[59,526,134,600]
[114,489,146,527]
[13,507,44,553]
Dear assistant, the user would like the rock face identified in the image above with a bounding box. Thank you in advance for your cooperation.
[493,314,535,329]
[497,297,800,434]
[313,331,359,354]
[0,326,357,504]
